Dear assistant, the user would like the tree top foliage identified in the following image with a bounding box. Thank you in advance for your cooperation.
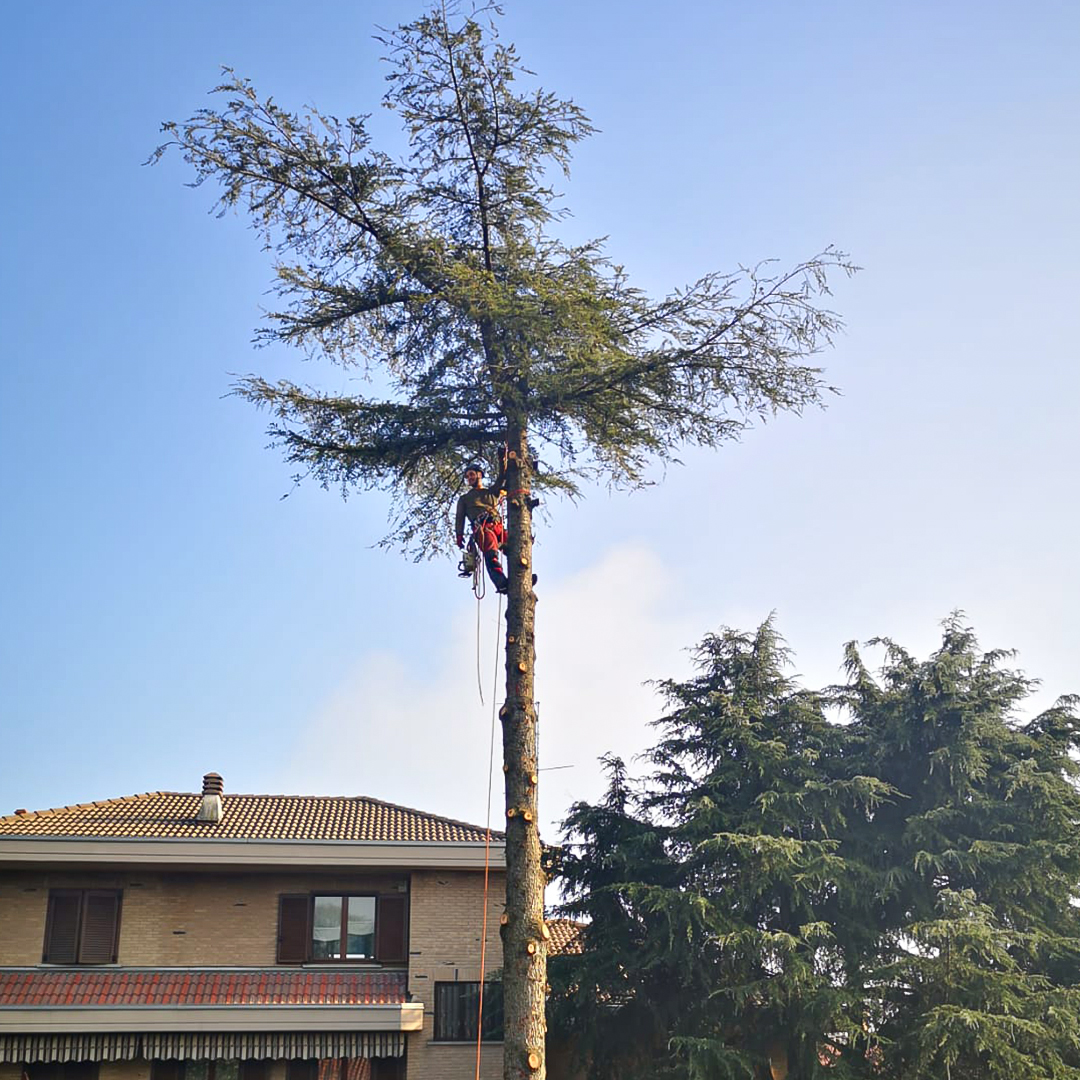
[553,616,1080,1080]
[152,2,854,553]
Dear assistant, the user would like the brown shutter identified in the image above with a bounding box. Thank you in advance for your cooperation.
[78,891,121,964]
[240,1063,269,1080]
[277,894,311,963]
[43,891,81,964]
[375,895,407,963]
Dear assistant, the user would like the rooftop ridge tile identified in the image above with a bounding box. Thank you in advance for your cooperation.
[0,791,165,824]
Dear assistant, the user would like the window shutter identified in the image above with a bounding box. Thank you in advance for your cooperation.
[43,892,81,964]
[79,891,121,964]
[277,894,310,963]
[375,895,408,963]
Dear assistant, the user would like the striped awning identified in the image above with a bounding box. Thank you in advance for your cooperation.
[144,1033,404,1060]
[0,1035,141,1063]
[0,1032,404,1064]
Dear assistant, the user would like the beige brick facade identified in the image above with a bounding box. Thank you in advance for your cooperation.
[0,866,508,1080]
[405,870,505,1080]
[0,869,405,967]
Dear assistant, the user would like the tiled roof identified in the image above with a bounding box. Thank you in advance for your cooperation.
[0,969,406,1008]
[0,793,500,844]
[548,919,585,955]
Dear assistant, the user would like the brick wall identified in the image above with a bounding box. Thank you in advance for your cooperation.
[0,873,49,964]
[0,867,508,1080]
[405,870,505,1080]
[0,869,406,966]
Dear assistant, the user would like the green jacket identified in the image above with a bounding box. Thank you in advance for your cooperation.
[455,472,505,540]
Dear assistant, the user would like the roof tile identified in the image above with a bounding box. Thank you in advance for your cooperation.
[0,793,500,844]
[547,919,584,956]
[0,969,406,1008]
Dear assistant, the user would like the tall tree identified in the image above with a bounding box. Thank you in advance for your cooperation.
[153,7,851,1076]
[553,618,1080,1080]
[555,621,891,1080]
[838,623,1080,1079]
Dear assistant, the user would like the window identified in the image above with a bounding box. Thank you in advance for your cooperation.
[152,1062,267,1080]
[434,981,504,1042]
[43,890,122,965]
[313,896,375,959]
[277,894,407,965]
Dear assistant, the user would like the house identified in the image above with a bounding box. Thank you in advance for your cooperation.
[0,773,512,1080]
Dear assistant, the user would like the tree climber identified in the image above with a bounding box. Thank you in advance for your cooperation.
[455,456,509,594]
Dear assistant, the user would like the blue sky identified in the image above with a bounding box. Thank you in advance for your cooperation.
[2,0,1078,837]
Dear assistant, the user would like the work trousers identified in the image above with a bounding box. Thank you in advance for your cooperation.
[470,513,508,591]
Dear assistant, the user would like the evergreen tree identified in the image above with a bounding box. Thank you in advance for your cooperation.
[554,618,1080,1080]
[840,621,1080,1079]
[152,8,851,1076]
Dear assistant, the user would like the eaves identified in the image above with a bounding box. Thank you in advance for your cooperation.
[0,1004,424,1034]
[0,838,506,871]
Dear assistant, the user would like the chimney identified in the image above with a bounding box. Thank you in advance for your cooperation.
[197,772,224,824]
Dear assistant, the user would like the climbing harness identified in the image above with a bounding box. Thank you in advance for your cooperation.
[458,498,507,603]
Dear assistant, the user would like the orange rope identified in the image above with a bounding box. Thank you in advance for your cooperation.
[475,592,502,1080]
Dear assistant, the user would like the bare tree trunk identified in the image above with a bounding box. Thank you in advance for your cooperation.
[500,422,546,1080]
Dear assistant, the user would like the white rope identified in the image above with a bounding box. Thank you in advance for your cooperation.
[473,591,503,1080]
[475,589,485,705]
[485,592,502,828]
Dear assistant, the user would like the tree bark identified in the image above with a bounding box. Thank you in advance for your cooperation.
[500,421,546,1080]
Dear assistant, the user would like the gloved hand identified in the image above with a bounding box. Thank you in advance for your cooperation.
[456,534,464,549]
